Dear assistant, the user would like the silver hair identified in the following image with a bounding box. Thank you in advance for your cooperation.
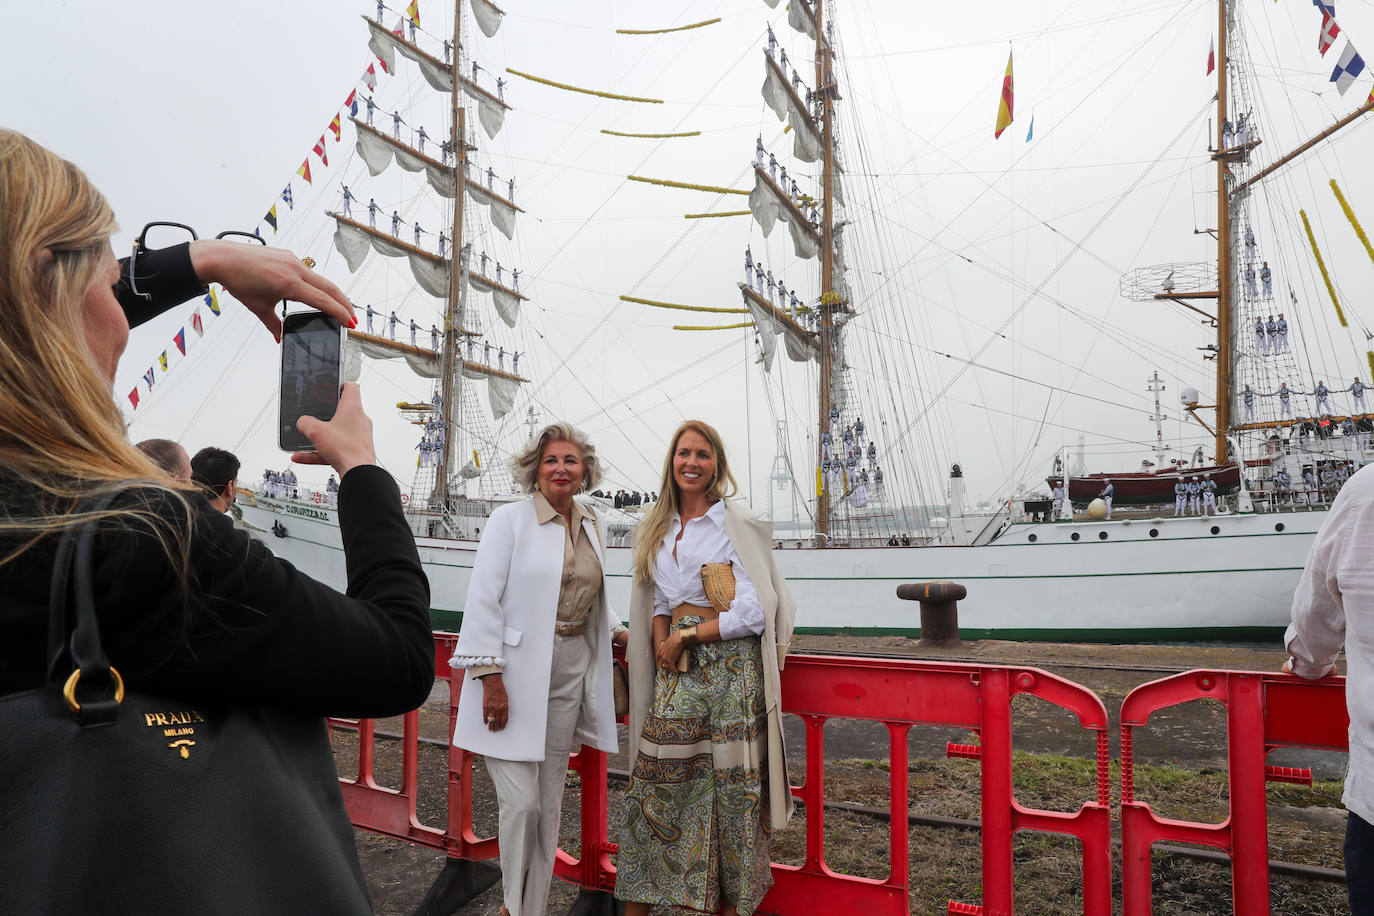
[510,421,602,494]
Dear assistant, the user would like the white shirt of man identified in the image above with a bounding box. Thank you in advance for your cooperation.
[1286,465,1374,826]
[651,500,765,640]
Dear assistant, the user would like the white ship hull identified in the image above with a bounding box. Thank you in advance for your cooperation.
[239,495,1319,641]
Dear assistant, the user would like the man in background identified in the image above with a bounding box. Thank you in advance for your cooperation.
[191,446,241,514]
[1284,465,1369,912]
[136,438,192,484]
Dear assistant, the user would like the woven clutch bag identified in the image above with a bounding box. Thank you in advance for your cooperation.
[700,562,736,614]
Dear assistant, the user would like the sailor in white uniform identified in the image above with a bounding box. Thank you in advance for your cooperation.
[498,347,505,370]
[766,270,776,304]
[1222,118,1234,148]
[368,198,378,228]
[497,77,505,101]
[867,441,877,466]
[1260,261,1272,299]
[511,268,520,291]
[766,24,777,58]
[1186,476,1201,515]
[391,210,401,237]
[1314,380,1331,415]
[480,250,489,275]
[768,153,777,181]
[392,110,404,139]
[1098,480,1114,519]
[1278,382,1293,418]
[512,352,520,373]
[874,466,885,500]
[365,94,376,126]
[842,424,854,458]
[1201,475,1218,514]
[1276,312,1289,353]
[779,47,789,76]
[1174,478,1188,516]
[1244,264,1257,300]
[1303,467,1317,503]
[507,176,515,201]
[1352,377,1368,413]
[1244,226,1256,256]
[431,325,440,350]
[416,126,428,154]
[438,231,447,257]
[1052,481,1066,518]
[1274,468,1291,505]
[495,262,504,286]
[483,340,491,363]
[342,185,355,217]
[1255,316,1267,355]
[790,289,801,315]
[409,318,418,346]
[413,222,423,247]
[472,60,479,82]
[1266,315,1278,352]
[1243,384,1256,421]
[467,337,474,359]
[829,405,840,430]
[486,166,494,190]
[755,136,765,167]
[744,247,754,285]
[820,430,832,460]
[388,310,399,339]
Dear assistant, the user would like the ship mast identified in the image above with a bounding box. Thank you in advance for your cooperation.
[434,0,466,508]
[1212,0,1232,462]
[814,0,836,540]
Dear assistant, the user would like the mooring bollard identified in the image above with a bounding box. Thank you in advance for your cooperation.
[896,580,967,647]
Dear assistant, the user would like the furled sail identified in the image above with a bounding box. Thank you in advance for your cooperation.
[467,271,526,328]
[343,334,441,380]
[459,79,509,139]
[461,362,520,418]
[332,217,450,297]
[789,0,817,41]
[761,61,821,163]
[739,284,817,371]
[366,19,454,94]
[748,169,819,260]
[744,293,779,371]
[465,179,519,239]
[353,121,456,197]
[471,0,504,38]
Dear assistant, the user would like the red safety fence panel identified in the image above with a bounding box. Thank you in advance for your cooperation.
[1119,670,1349,916]
[770,655,1112,916]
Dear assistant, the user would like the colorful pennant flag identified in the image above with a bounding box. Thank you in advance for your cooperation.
[282,184,294,210]
[1207,36,1216,74]
[191,309,204,337]
[127,389,140,409]
[265,205,278,233]
[1320,13,1341,56]
[376,56,389,75]
[346,89,358,117]
[297,159,312,185]
[142,368,156,390]
[405,0,420,27]
[173,329,186,356]
[1025,113,1034,142]
[158,350,169,372]
[329,114,342,141]
[364,63,378,90]
[206,288,221,316]
[1331,41,1366,94]
[313,136,329,166]
[994,50,1014,139]
[1314,1,1335,16]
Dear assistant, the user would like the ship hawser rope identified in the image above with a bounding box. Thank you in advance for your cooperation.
[673,321,756,331]
[1331,179,1374,267]
[616,18,721,35]
[601,129,700,138]
[627,175,748,195]
[684,210,750,219]
[620,295,747,314]
[1300,208,1347,327]
[505,68,662,103]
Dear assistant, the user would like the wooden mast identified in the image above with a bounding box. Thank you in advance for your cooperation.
[434,0,466,508]
[815,0,835,540]
[1213,0,1231,463]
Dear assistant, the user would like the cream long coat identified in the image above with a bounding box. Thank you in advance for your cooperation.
[626,498,797,827]
[451,498,619,761]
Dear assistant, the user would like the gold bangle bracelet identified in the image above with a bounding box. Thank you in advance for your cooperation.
[680,624,699,647]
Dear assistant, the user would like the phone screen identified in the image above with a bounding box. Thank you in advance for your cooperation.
[279,313,342,451]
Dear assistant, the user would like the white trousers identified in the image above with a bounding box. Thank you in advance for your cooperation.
[1174,495,1186,515]
[1203,493,1217,513]
[484,632,592,916]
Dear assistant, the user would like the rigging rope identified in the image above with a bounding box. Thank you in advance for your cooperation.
[684,210,750,219]
[616,18,721,36]
[619,295,748,314]
[626,174,748,194]
[601,129,701,138]
[673,321,755,331]
[505,68,663,104]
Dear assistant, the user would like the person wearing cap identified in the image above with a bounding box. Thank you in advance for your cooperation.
[1201,474,1218,515]
[1186,476,1202,515]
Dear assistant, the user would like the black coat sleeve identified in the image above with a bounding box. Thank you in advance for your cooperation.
[97,466,435,718]
[115,243,208,329]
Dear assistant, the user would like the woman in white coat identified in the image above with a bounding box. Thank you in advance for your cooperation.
[450,422,626,916]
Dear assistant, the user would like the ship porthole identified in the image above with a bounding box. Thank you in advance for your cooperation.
[1027,533,1038,543]
[1149,528,1159,537]
[1210,525,1221,535]
[1275,523,1285,532]
[1070,532,1081,541]
[1098,531,1108,540]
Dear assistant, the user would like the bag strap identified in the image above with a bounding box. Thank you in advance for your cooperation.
[45,490,125,724]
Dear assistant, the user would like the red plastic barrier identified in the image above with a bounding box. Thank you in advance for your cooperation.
[1119,670,1349,916]
[771,655,1112,916]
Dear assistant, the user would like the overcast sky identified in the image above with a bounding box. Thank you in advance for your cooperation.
[7,0,1374,519]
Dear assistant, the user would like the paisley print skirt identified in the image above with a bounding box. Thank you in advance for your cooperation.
[616,617,772,915]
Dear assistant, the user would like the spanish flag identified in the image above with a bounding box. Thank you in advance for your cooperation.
[994,50,1014,139]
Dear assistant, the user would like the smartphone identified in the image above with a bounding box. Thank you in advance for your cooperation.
[279,312,343,451]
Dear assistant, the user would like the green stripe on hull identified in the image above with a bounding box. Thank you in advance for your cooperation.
[427,610,1282,645]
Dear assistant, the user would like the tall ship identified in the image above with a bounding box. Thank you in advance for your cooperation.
[210,0,1372,640]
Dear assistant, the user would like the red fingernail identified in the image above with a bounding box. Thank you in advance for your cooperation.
[349,316,358,329]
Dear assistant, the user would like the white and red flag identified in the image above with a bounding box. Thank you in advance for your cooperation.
[1320,13,1341,56]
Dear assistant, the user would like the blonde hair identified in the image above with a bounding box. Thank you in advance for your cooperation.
[631,419,738,584]
[0,129,193,568]
[509,421,602,494]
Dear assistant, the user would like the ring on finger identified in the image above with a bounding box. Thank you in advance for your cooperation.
[300,256,316,269]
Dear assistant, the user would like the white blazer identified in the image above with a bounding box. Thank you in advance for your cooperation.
[450,498,619,761]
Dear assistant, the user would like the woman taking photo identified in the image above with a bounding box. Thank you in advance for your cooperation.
[617,420,796,916]
[0,130,434,912]
[450,422,626,916]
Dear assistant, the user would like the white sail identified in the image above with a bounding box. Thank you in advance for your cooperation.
[761,63,821,163]
[471,0,504,37]
[354,125,456,197]
[367,19,454,94]
[788,0,817,40]
[332,221,450,297]
[466,181,518,239]
[748,171,819,260]
[783,323,816,362]
[744,294,779,371]
[467,272,523,328]
[461,363,519,418]
[343,335,442,380]
[457,81,508,139]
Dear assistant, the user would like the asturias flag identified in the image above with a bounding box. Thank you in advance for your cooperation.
[994,50,1014,139]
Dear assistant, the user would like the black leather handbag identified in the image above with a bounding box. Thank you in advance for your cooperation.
[0,497,372,914]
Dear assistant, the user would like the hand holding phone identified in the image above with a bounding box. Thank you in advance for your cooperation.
[292,383,378,476]
[279,312,343,451]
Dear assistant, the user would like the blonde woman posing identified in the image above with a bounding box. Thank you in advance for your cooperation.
[616,420,795,916]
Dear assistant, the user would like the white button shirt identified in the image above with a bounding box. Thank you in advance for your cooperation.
[653,500,765,640]
[1286,464,1374,826]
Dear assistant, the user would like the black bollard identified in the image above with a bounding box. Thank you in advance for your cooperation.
[896,580,967,647]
